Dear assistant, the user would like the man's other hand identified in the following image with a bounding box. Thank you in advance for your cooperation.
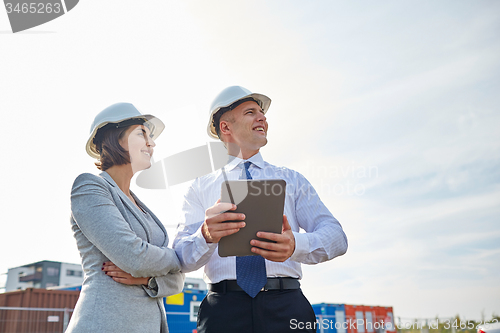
[250,215,295,262]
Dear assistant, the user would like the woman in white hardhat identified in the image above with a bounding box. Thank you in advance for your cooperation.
[67,103,184,333]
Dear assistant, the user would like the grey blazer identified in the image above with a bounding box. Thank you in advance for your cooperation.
[66,172,184,333]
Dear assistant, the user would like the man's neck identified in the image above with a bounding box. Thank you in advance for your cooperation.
[226,142,259,160]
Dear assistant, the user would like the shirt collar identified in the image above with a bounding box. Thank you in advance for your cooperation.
[224,152,265,172]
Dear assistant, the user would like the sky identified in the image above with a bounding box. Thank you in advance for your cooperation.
[1,0,499,322]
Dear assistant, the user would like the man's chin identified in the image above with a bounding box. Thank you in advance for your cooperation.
[253,138,267,149]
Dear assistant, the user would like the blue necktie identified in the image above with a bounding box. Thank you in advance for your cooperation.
[236,162,267,298]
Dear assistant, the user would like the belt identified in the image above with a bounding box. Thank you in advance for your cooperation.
[209,277,300,293]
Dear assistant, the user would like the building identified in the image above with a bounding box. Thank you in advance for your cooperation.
[5,261,83,292]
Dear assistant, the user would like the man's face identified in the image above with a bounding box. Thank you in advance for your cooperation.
[221,100,268,153]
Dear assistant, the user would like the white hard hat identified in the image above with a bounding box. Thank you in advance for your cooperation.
[207,86,271,139]
[86,102,165,159]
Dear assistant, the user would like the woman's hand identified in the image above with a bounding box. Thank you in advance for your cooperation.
[102,261,149,286]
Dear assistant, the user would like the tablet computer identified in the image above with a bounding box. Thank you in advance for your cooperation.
[218,179,286,257]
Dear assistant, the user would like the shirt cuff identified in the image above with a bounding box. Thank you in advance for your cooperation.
[290,231,310,262]
[193,224,217,256]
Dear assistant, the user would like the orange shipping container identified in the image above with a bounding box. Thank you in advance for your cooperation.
[343,304,396,333]
[345,304,365,333]
[363,305,378,333]
[374,306,396,333]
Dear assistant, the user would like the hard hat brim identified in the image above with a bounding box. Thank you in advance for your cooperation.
[207,92,271,139]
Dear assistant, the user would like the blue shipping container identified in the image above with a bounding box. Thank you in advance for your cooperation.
[165,288,207,333]
[312,303,347,333]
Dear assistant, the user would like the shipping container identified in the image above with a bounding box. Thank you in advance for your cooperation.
[0,284,208,333]
[312,303,346,333]
[344,304,366,333]
[331,304,396,333]
[1,286,395,333]
[47,284,82,291]
[165,288,207,333]
[374,306,396,333]
[0,288,80,333]
[362,305,378,333]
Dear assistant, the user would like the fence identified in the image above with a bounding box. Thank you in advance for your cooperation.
[0,306,73,333]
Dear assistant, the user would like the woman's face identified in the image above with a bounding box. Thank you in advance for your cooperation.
[119,124,155,173]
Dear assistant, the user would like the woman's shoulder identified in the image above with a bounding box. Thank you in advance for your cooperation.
[72,173,111,191]
[73,172,106,184]
[70,173,116,202]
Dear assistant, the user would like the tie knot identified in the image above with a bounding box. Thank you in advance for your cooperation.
[240,161,253,180]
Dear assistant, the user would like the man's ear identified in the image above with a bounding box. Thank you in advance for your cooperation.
[219,121,230,135]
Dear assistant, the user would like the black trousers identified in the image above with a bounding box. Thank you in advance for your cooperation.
[197,288,317,333]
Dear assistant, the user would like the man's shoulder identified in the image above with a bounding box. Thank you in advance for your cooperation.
[261,161,304,180]
[188,168,223,190]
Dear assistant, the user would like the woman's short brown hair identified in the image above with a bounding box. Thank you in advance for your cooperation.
[93,124,131,171]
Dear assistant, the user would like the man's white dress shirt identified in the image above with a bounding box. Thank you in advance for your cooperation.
[173,152,348,284]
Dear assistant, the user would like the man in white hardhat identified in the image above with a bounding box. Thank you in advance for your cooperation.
[173,86,348,333]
